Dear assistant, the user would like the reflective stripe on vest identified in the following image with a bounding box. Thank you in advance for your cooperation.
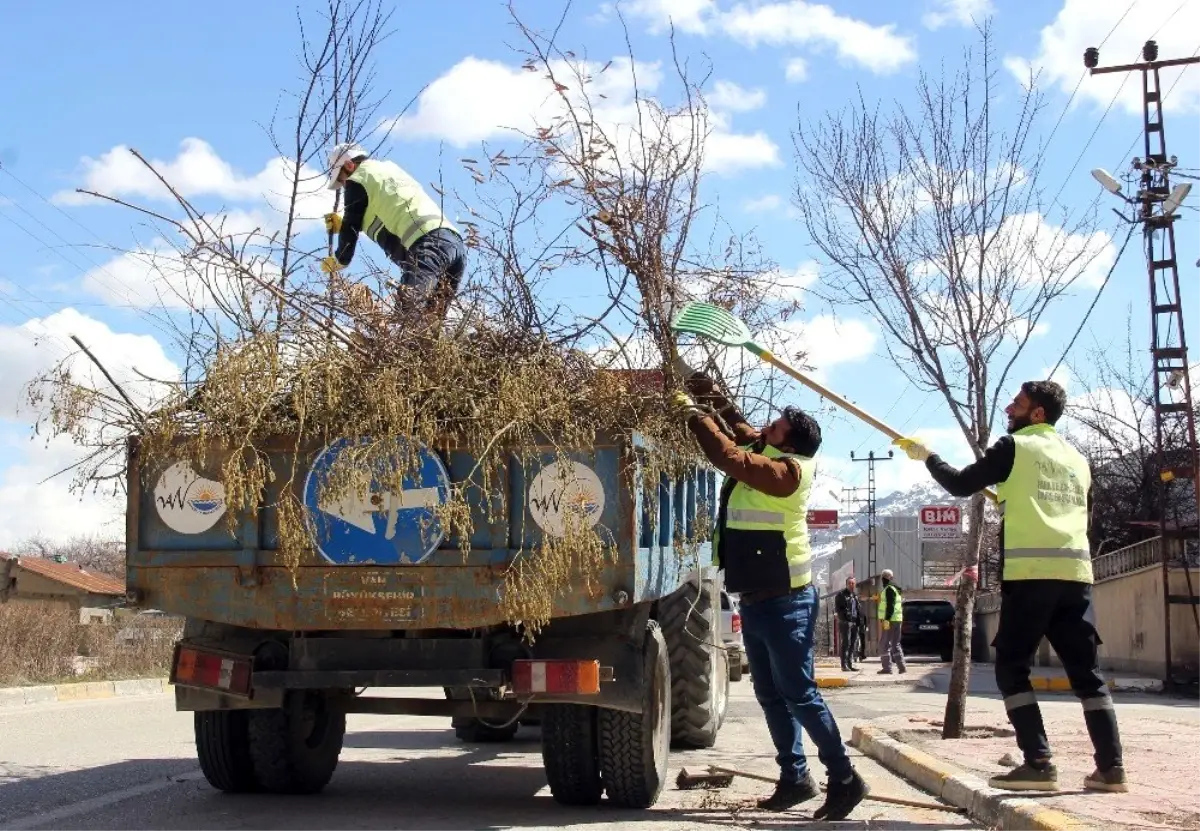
[995,423,1093,583]
[349,159,458,251]
[717,446,815,590]
[877,584,903,621]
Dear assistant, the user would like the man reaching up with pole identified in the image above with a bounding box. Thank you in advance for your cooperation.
[893,380,1126,794]
[670,357,867,820]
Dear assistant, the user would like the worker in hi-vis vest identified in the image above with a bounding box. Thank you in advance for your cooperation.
[321,142,465,322]
[670,356,867,822]
[876,569,905,675]
[894,380,1125,795]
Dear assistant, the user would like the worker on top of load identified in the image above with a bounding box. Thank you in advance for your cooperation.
[670,356,867,822]
[320,142,465,323]
[893,380,1126,795]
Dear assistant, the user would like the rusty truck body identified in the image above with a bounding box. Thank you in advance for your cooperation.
[126,428,729,808]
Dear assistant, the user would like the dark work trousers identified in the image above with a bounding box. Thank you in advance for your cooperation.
[993,580,1123,771]
[390,228,466,323]
[740,585,854,785]
[838,620,857,669]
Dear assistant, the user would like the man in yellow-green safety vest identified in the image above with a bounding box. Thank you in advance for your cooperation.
[876,569,905,675]
[320,142,465,323]
[670,356,867,822]
[893,380,1125,796]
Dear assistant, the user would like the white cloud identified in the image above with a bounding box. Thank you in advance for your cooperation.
[78,241,279,312]
[705,130,782,175]
[784,314,877,380]
[0,310,179,547]
[768,261,819,302]
[391,55,780,177]
[53,138,330,231]
[707,79,767,112]
[922,0,994,30]
[718,2,917,75]
[1009,0,1200,115]
[0,309,178,419]
[618,0,717,34]
[784,57,809,82]
[743,193,783,213]
[0,430,127,549]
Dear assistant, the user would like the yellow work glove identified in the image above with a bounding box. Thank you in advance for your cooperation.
[319,256,345,274]
[881,620,891,631]
[668,390,702,420]
[324,213,343,234]
[893,437,932,462]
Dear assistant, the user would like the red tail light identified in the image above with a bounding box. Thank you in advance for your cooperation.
[172,646,253,696]
[512,659,601,695]
[732,613,742,634]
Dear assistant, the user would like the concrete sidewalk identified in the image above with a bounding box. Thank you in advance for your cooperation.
[853,693,1200,830]
[0,677,168,708]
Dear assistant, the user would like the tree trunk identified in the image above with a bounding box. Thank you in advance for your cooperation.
[942,492,987,739]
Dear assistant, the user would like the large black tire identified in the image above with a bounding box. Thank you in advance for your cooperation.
[597,620,670,809]
[659,578,729,749]
[247,692,345,795]
[195,710,261,793]
[541,704,603,806]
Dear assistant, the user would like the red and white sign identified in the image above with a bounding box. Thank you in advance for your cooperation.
[807,509,839,530]
[919,505,962,540]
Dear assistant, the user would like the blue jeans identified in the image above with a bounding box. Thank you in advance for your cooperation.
[741,584,853,784]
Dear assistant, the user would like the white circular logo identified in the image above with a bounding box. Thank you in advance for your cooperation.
[528,460,606,538]
[153,461,227,535]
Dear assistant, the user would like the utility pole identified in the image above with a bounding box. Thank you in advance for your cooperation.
[1086,40,1200,690]
[850,450,894,582]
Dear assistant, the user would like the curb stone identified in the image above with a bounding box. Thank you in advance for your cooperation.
[0,678,168,709]
[852,724,1095,831]
[915,675,1163,694]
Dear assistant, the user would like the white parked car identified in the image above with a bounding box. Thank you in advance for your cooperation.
[720,590,749,681]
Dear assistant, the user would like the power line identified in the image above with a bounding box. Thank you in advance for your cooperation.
[1048,223,1139,378]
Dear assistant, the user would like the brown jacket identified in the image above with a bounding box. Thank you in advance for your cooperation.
[683,373,801,498]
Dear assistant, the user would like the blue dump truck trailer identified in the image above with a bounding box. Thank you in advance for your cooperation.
[126,428,728,808]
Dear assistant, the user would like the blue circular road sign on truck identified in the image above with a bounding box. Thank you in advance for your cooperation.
[303,437,451,565]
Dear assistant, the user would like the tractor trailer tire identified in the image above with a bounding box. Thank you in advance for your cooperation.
[246,691,345,795]
[195,710,261,793]
[541,703,604,806]
[658,577,729,749]
[596,620,671,809]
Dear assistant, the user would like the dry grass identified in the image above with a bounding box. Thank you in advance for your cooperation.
[0,603,181,686]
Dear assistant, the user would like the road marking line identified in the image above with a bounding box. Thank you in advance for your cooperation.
[0,770,204,830]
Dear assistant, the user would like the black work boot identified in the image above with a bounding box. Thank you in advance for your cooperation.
[756,774,819,811]
[814,770,869,821]
[989,761,1058,791]
[1084,765,1128,793]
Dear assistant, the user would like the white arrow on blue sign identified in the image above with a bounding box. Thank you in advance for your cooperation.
[303,437,451,565]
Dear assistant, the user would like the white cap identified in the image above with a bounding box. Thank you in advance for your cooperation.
[327,142,368,190]
[881,568,894,580]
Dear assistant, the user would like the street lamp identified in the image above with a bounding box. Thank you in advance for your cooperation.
[1091,168,1123,195]
[1163,183,1192,216]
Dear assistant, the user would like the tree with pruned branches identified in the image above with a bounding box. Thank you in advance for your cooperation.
[792,23,1112,738]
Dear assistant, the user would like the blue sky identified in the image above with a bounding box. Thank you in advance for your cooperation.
[0,0,1197,545]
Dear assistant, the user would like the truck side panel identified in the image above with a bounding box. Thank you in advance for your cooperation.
[128,433,713,630]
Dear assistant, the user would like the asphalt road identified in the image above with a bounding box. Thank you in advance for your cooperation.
[0,679,977,830]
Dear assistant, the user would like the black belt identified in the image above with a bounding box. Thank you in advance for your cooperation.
[738,583,810,606]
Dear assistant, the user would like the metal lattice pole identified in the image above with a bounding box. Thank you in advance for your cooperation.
[1086,41,1200,689]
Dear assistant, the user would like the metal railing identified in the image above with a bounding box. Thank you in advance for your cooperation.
[1092,537,1162,582]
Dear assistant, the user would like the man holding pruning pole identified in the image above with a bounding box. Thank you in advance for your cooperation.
[667,354,868,820]
[893,380,1126,794]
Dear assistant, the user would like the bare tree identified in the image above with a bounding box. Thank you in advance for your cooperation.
[793,24,1109,738]
[11,535,125,579]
